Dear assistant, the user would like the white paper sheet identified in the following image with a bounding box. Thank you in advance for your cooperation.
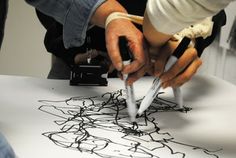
[0,75,236,158]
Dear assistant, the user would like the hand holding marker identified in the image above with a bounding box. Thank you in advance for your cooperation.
[137,37,191,115]
[111,13,213,117]
[137,15,214,115]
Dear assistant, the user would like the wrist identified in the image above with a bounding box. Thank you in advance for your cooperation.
[143,11,172,48]
[105,12,143,28]
[90,0,127,28]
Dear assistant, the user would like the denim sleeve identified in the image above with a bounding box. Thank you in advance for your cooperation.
[0,132,15,158]
[25,0,106,48]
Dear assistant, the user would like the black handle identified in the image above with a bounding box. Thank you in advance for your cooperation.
[173,37,191,59]
[119,36,132,61]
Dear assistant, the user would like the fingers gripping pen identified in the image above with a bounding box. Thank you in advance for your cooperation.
[119,36,137,122]
[137,56,178,115]
[137,37,191,115]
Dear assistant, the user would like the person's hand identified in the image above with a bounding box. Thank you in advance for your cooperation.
[74,50,115,73]
[105,18,149,85]
[74,49,99,64]
[90,0,149,84]
[150,38,202,88]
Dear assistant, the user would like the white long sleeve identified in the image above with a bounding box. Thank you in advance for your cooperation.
[146,0,233,35]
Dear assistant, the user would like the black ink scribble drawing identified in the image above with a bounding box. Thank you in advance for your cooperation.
[38,90,221,158]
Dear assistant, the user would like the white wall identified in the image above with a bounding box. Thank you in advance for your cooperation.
[0,0,51,78]
[198,42,236,85]
[198,1,236,85]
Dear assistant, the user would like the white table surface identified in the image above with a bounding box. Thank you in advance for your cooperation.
[0,74,236,158]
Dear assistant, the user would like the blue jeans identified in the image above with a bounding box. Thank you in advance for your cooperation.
[0,132,15,158]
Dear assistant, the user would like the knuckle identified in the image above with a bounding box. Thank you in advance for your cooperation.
[189,48,198,58]
[154,67,163,77]
[192,68,198,75]
[174,63,182,71]
[166,71,175,80]
[137,32,144,40]
[182,73,191,82]
[136,59,145,68]
[197,58,203,66]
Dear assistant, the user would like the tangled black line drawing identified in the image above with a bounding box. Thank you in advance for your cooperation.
[38,89,221,158]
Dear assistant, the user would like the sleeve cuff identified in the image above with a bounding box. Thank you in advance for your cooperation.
[63,0,106,48]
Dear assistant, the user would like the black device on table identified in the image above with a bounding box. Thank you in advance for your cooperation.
[69,55,109,86]
[69,34,110,86]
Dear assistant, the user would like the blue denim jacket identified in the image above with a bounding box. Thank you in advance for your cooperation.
[26,0,106,48]
[0,132,15,158]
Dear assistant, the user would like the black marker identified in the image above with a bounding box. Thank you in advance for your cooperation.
[138,37,191,115]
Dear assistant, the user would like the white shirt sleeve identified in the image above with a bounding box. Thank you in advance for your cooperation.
[146,0,233,35]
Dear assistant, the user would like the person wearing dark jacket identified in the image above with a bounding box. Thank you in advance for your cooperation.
[36,0,147,79]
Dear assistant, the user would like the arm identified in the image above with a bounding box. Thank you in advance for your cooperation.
[143,11,172,49]
[143,0,231,88]
[144,0,232,37]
